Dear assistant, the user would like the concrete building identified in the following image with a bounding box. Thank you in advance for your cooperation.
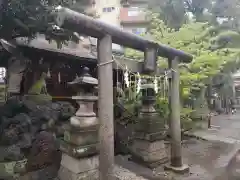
[94,0,124,53]
[95,0,121,26]
[72,0,150,53]
[119,0,149,35]
[90,0,150,35]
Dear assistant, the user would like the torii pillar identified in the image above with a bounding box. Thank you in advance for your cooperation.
[165,56,189,173]
[97,35,115,180]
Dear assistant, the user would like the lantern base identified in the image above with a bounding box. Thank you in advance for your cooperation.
[164,163,189,174]
[63,129,98,146]
[134,131,167,141]
[60,140,98,159]
[136,112,165,134]
[58,153,99,180]
[130,139,168,168]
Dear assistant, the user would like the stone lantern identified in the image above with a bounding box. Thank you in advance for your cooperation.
[131,78,168,168]
[58,67,99,180]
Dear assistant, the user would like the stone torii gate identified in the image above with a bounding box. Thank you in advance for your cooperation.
[54,7,193,180]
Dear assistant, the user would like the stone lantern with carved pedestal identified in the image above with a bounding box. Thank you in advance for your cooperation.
[131,79,168,168]
[58,67,99,180]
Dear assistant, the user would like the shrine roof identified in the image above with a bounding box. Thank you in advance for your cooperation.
[0,35,166,74]
[13,35,166,74]
[15,35,97,60]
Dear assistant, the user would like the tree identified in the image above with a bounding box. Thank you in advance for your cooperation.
[211,0,240,30]
[148,0,214,29]
[212,0,240,19]
[184,0,212,22]
[148,0,187,30]
[149,0,240,29]
[125,12,240,118]
[0,0,96,42]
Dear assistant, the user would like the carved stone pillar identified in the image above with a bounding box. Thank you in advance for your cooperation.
[58,67,99,180]
[131,79,168,168]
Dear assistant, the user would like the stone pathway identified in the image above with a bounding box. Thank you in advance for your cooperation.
[186,112,240,144]
[116,112,240,180]
[114,165,148,180]
[116,139,240,180]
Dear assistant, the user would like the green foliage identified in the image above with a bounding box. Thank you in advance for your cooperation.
[0,0,95,43]
[118,83,141,116]
[125,10,240,123]
[124,48,143,60]
[0,84,6,102]
[211,31,240,49]
[180,107,194,130]
[155,96,169,119]
[157,0,187,30]
[212,0,240,19]
[122,0,240,130]
[155,96,195,131]
[150,0,240,28]
[185,0,212,21]
[125,12,240,93]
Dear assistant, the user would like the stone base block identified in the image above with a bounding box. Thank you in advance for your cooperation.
[58,165,99,180]
[130,140,168,168]
[136,113,165,134]
[58,153,99,180]
[132,139,165,152]
[64,129,98,146]
[164,163,189,174]
[131,155,168,169]
[60,140,98,158]
[134,131,167,141]
[61,153,98,173]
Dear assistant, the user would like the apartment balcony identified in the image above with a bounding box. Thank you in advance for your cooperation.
[120,7,149,24]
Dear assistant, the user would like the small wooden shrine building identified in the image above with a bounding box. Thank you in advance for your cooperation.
[0,34,155,98]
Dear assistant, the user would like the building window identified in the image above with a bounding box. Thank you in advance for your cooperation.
[128,7,140,16]
[103,7,115,12]
[131,28,146,35]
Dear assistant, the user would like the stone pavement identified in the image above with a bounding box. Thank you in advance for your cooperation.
[186,112,240,144]
[116,140,240,180]
[116,112,240,180]
[114,165,148,180]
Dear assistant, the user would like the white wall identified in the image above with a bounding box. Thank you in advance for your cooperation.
[95,0,120,25]
[95,0,124,53]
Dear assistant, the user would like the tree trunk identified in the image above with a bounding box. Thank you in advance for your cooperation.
[192,86,209,120]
